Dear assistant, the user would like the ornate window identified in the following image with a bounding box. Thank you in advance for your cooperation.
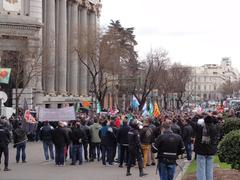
[3,0,22,12]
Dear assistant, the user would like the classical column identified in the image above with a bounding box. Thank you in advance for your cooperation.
[79,7,88,96]
[58,0,67,95]
[55,0,59,93]
[24,0,30,15]
[87,10,97,91]
[45,0,56,94]
[70,1,79,95]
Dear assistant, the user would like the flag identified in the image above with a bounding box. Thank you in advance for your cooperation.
[75,102,80,112]
[24,110,37,124]
[96,100,101,113]
[23,98,28,111]
[0,68,11,84]
[148,101,154,117]
[142,102,149,117]
[82,101,91,109]
[131,95,140,108]
[153,102,160,118]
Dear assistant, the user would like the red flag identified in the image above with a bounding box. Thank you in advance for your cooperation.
[24,110,37,124]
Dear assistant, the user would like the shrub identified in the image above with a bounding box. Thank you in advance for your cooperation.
[223,119,240,135]
[218,130,240,170]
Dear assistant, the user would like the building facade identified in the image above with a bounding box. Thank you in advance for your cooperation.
[0,0,101,109]
[186,58,239,102]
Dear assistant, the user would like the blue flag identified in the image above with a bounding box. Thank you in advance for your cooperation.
[131,95,140,108]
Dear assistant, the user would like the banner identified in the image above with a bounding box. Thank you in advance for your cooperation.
[0,68,11,84]
[38,106,76,122]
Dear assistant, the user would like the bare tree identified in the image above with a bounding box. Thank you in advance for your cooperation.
[1,47,43,116]
[169,63,192,109]
[133,49,169,110]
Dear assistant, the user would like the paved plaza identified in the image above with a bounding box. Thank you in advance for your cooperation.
[0,142,185,180]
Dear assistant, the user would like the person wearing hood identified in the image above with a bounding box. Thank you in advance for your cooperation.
[190,115,218,180]
[89,117,102,162]
[0,122,11,171]
[13,122,28,163]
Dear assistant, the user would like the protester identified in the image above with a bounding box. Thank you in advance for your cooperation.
[182,118,194,161]
[116,118,130,168]
[0,122,11,171]
[89,118,101,162]
[80,118,91,162]
[140,119,153,167]
[13,122,28,163]
[39,121,55,161]
[190,115,218,180]
[52,121,70,166]
[152,119,185,180]
[126,119,147,177]
[69,122,85,165]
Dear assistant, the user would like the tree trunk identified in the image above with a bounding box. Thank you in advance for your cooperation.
[163,94,168,110]
[15,89,19,117]
[139,97,147,111]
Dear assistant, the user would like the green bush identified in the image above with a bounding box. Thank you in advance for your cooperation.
[218,130,240,170]
[223,119,240,135]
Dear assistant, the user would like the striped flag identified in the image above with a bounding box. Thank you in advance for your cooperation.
[131,95,140,109]
[153,102,160,118]
[148,101,154,117]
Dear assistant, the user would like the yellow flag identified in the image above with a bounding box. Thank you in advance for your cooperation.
[153,102,160,118]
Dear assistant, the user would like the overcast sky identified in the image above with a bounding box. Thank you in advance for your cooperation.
[100,0,240,69]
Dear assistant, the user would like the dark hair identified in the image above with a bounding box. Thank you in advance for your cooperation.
[204,116,213,124]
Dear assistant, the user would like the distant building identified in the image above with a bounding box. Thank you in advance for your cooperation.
[186,58,239,102]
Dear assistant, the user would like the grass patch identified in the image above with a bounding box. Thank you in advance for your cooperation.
[185,160,196,175]
[184,155,231,176]
[213,156,231,169]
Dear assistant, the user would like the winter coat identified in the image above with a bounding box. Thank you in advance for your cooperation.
[182,124,193,144]
[70,127,85,145]
[190,120,218,156]
[117,124,130,145]
[13,128,27,145]
[171,123,182,136]
[140,125,153,145]
[0,125,11,147]
[52,127,70,148]
[39,124,54,141]
[89,123,102,143]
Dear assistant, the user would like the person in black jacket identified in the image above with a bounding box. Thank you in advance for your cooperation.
[126,119,147,177]
[52,121,70,166]
[171,118,182,136]
[80,118,91,162]
[99,119,117,165]
[39,121,54,161]
[190,115,218,180]
[13,122,28,163]
[182,118,193,161]
[116,119,130,167]
[153,120,185,180]
[0,123,11,171]
[70,122,85,165]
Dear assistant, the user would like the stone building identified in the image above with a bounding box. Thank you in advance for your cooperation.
[186,58,240,102]
[0,0,101,109]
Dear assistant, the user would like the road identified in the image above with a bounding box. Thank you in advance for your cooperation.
[0,142,185,180]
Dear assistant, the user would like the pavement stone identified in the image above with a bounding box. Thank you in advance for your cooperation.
[0,142,185,180]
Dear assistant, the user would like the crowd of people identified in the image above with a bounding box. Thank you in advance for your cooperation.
[0,110,225,180]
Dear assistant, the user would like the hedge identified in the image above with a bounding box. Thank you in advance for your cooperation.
[218,130,240,170]
[223,118,240,135]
